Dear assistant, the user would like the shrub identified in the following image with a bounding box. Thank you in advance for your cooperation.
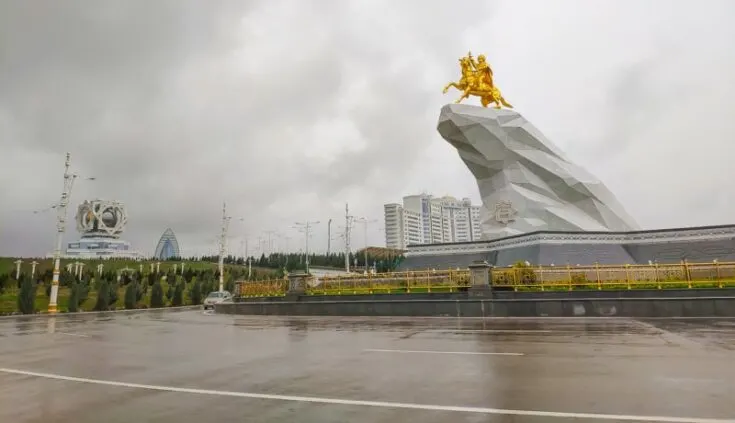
[166,282,175,302]
[77,281,91,307]
[189,281,203,305]
[0,273,9,294]
[94,279,111,311]
[150,281,164,308]
[68,283,81,312]
[492,271,510,285]
[570,272,588,284]
[108,281,119,307]
[17,275,36,314]
[172,282,184,307]
[124,282,137,309]
[136,281,147,303]
[512,261,537,284]
[60,270,75,287]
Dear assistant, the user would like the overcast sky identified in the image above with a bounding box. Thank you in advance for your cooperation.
[2,0,734,258]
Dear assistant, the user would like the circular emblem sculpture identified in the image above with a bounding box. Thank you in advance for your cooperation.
[75,199,128,238]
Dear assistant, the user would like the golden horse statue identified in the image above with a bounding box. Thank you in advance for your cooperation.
[443,53,513,109]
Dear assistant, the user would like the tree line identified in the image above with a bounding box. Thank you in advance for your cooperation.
[197,251,404,273]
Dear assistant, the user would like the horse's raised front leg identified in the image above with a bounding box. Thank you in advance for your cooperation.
[442,82,459,94]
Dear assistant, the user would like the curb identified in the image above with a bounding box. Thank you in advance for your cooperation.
[0,305,202,319]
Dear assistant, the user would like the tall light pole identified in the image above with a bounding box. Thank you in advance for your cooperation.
[234,217,252,278]
[357,217,378,274]
[284,235,292,267]
[48,153,78,313]
[218,202,231,292]
[294,220,319,274]
[245,237,252,278]
[263,230,277,256]
[344,203,354,273]
[327,218,332,256]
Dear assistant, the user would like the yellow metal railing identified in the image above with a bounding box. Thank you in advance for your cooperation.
[309,269,471,295]
[235,280,288,297]
[491,261,735,291]
[233,261,735,297]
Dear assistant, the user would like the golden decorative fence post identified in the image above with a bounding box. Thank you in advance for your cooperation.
[566,264,572,291]
[595,262,601,290]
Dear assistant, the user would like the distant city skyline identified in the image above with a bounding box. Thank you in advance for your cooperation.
[384,194,482,249]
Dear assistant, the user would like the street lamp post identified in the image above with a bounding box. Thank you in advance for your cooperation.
[263,230,276,256]
[294,220,319,274]
[218,202,232,292]
[281,235,292,268]
[357,218,377,274]
[49,153,78,313]
[344,203,354,273]
[233,219,251,279]
[243,236,251,279]
[327,218,332,256]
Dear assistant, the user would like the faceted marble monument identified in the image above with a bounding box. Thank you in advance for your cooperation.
[397,51,733,270]
[437,104,639,239]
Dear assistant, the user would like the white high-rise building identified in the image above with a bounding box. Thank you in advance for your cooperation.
[384,194,482,249]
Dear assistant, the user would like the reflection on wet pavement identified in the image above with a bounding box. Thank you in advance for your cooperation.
[0,311,733,422]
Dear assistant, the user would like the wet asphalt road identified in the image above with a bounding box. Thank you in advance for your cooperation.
[0,311,733,423]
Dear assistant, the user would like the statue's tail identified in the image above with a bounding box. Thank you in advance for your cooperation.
[501,97,513,108]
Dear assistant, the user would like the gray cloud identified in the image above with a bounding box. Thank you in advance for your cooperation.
[2,0,735,258]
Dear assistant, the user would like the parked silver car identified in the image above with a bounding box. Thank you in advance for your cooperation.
[203,291,232,310]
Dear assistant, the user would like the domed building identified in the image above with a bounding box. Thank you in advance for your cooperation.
[154,228,180,260]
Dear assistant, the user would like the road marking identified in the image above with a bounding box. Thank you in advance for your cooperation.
[0,368,731,423]
[57,332,89,338]
[428,329,553,334]
[10,330,46,335]
[365,349,524,356]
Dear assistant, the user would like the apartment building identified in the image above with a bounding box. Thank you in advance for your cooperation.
[384,194,482,249]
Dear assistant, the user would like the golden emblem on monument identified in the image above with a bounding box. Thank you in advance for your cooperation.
[443,51,512,109]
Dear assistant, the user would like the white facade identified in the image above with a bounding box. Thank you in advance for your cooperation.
[49,198,143,259]
[56,236,143,260]
[384,194,482,249]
